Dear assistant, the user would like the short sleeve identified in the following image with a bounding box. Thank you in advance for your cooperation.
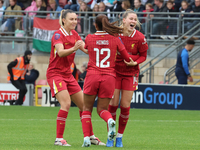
[52,32,63,46]
[139,36,148,53]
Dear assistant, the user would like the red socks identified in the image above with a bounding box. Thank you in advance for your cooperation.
[56,109,68,138]
[108,105,118,121]
[118,106,130,134]
[80,110,94,136]
[81,111,92,137]
[99,110,113,123]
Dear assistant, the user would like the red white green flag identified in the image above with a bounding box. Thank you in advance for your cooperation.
[33,17,60,52]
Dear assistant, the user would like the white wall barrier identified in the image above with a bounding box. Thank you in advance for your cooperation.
[0,83,34,106]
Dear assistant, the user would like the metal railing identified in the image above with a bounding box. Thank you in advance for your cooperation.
[140,22,200,83]
[163,46,200,84]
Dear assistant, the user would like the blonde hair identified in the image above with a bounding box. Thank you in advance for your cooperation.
[59,9,74,27]
[120,9,141,30]
[93,4,99,17]
[49,0,56,4]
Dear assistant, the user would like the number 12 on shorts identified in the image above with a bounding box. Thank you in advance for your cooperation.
[94,48,110,68]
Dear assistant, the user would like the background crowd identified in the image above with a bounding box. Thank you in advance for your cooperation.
[0,0,200,37]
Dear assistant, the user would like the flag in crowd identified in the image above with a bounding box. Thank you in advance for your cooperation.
[33,18,60,52]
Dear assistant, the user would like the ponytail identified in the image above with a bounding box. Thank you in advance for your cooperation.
[95,14,123,36]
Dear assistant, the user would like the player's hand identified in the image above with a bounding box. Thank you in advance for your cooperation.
[124,57,138,66]
[73,40,83,51]
[188,76,193,82]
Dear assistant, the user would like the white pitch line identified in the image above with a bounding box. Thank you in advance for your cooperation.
[0,119,199,123]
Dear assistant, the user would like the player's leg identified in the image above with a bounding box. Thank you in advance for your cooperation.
[69,75,105,146]
[47,77,71,146]
[54,90,71,146]
[97,98,116,142]
[81,94,96,147]
[108,89,120,121]
[108,73,122,120]
[98,75,116,147]
[115,76,137,147]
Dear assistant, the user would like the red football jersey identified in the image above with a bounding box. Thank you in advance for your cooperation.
[84,31,127,77]
[115,30,148,77]
[46,26,82,78]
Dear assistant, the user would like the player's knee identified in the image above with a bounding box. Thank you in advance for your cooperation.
[60,102,71,111]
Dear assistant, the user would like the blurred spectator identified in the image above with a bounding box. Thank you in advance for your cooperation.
[162,0,177,39]
[0,0,6,22]
[64,0,81,11]
[25,63,39,86]
[79,62,87,81]
[47,0,63,19]
[175,40,195,84]
[133,0,145,18]
[150,0,167,36]
[23,0,46,30]
[99,2,111,19]
[71,62,80,81]
[4,0,22,32]
[185,0,200,33]
[111,0,122,12]
[141,3,153,34]
[78,1,91,33]
[179,1,192,33]
[90,3,98,33]
[121,0,131,11]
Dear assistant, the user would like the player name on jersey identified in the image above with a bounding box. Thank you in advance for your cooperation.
[96,40,109,45]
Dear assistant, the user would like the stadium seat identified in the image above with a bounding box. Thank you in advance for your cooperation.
[36,79,47,98]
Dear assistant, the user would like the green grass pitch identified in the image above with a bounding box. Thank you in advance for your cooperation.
[0,106,199,150]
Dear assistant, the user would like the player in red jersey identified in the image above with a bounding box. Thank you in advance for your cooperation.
[108,9,148,147]
[81,14,137,147]
[46,9,105,146]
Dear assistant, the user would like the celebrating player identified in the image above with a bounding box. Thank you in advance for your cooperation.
[108,9,148,147]
[46,9,104,146]
[81,14,138,147]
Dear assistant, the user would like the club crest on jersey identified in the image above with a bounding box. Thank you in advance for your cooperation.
[55,33,60,40]
[131,44,135,49]
[142,38,147,44]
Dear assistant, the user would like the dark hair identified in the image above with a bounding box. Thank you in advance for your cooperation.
[167,0,173,4]
[24,50,32,56]
[0,0,4,4]
[95,14,123,36]
[59,9,75,26]
[187,39,195,45]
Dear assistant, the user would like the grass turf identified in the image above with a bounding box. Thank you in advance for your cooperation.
[0,106,199,150]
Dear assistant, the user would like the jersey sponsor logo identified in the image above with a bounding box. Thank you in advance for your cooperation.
[65,43,69,45]
[96,40,109,45]
[131,44,135,49]
[55,33,61,40]
[142,38,147,45]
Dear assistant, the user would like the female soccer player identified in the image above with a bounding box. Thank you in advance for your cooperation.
[81,14,138,147]
[108,9,148,147]
[46,9,104,146]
